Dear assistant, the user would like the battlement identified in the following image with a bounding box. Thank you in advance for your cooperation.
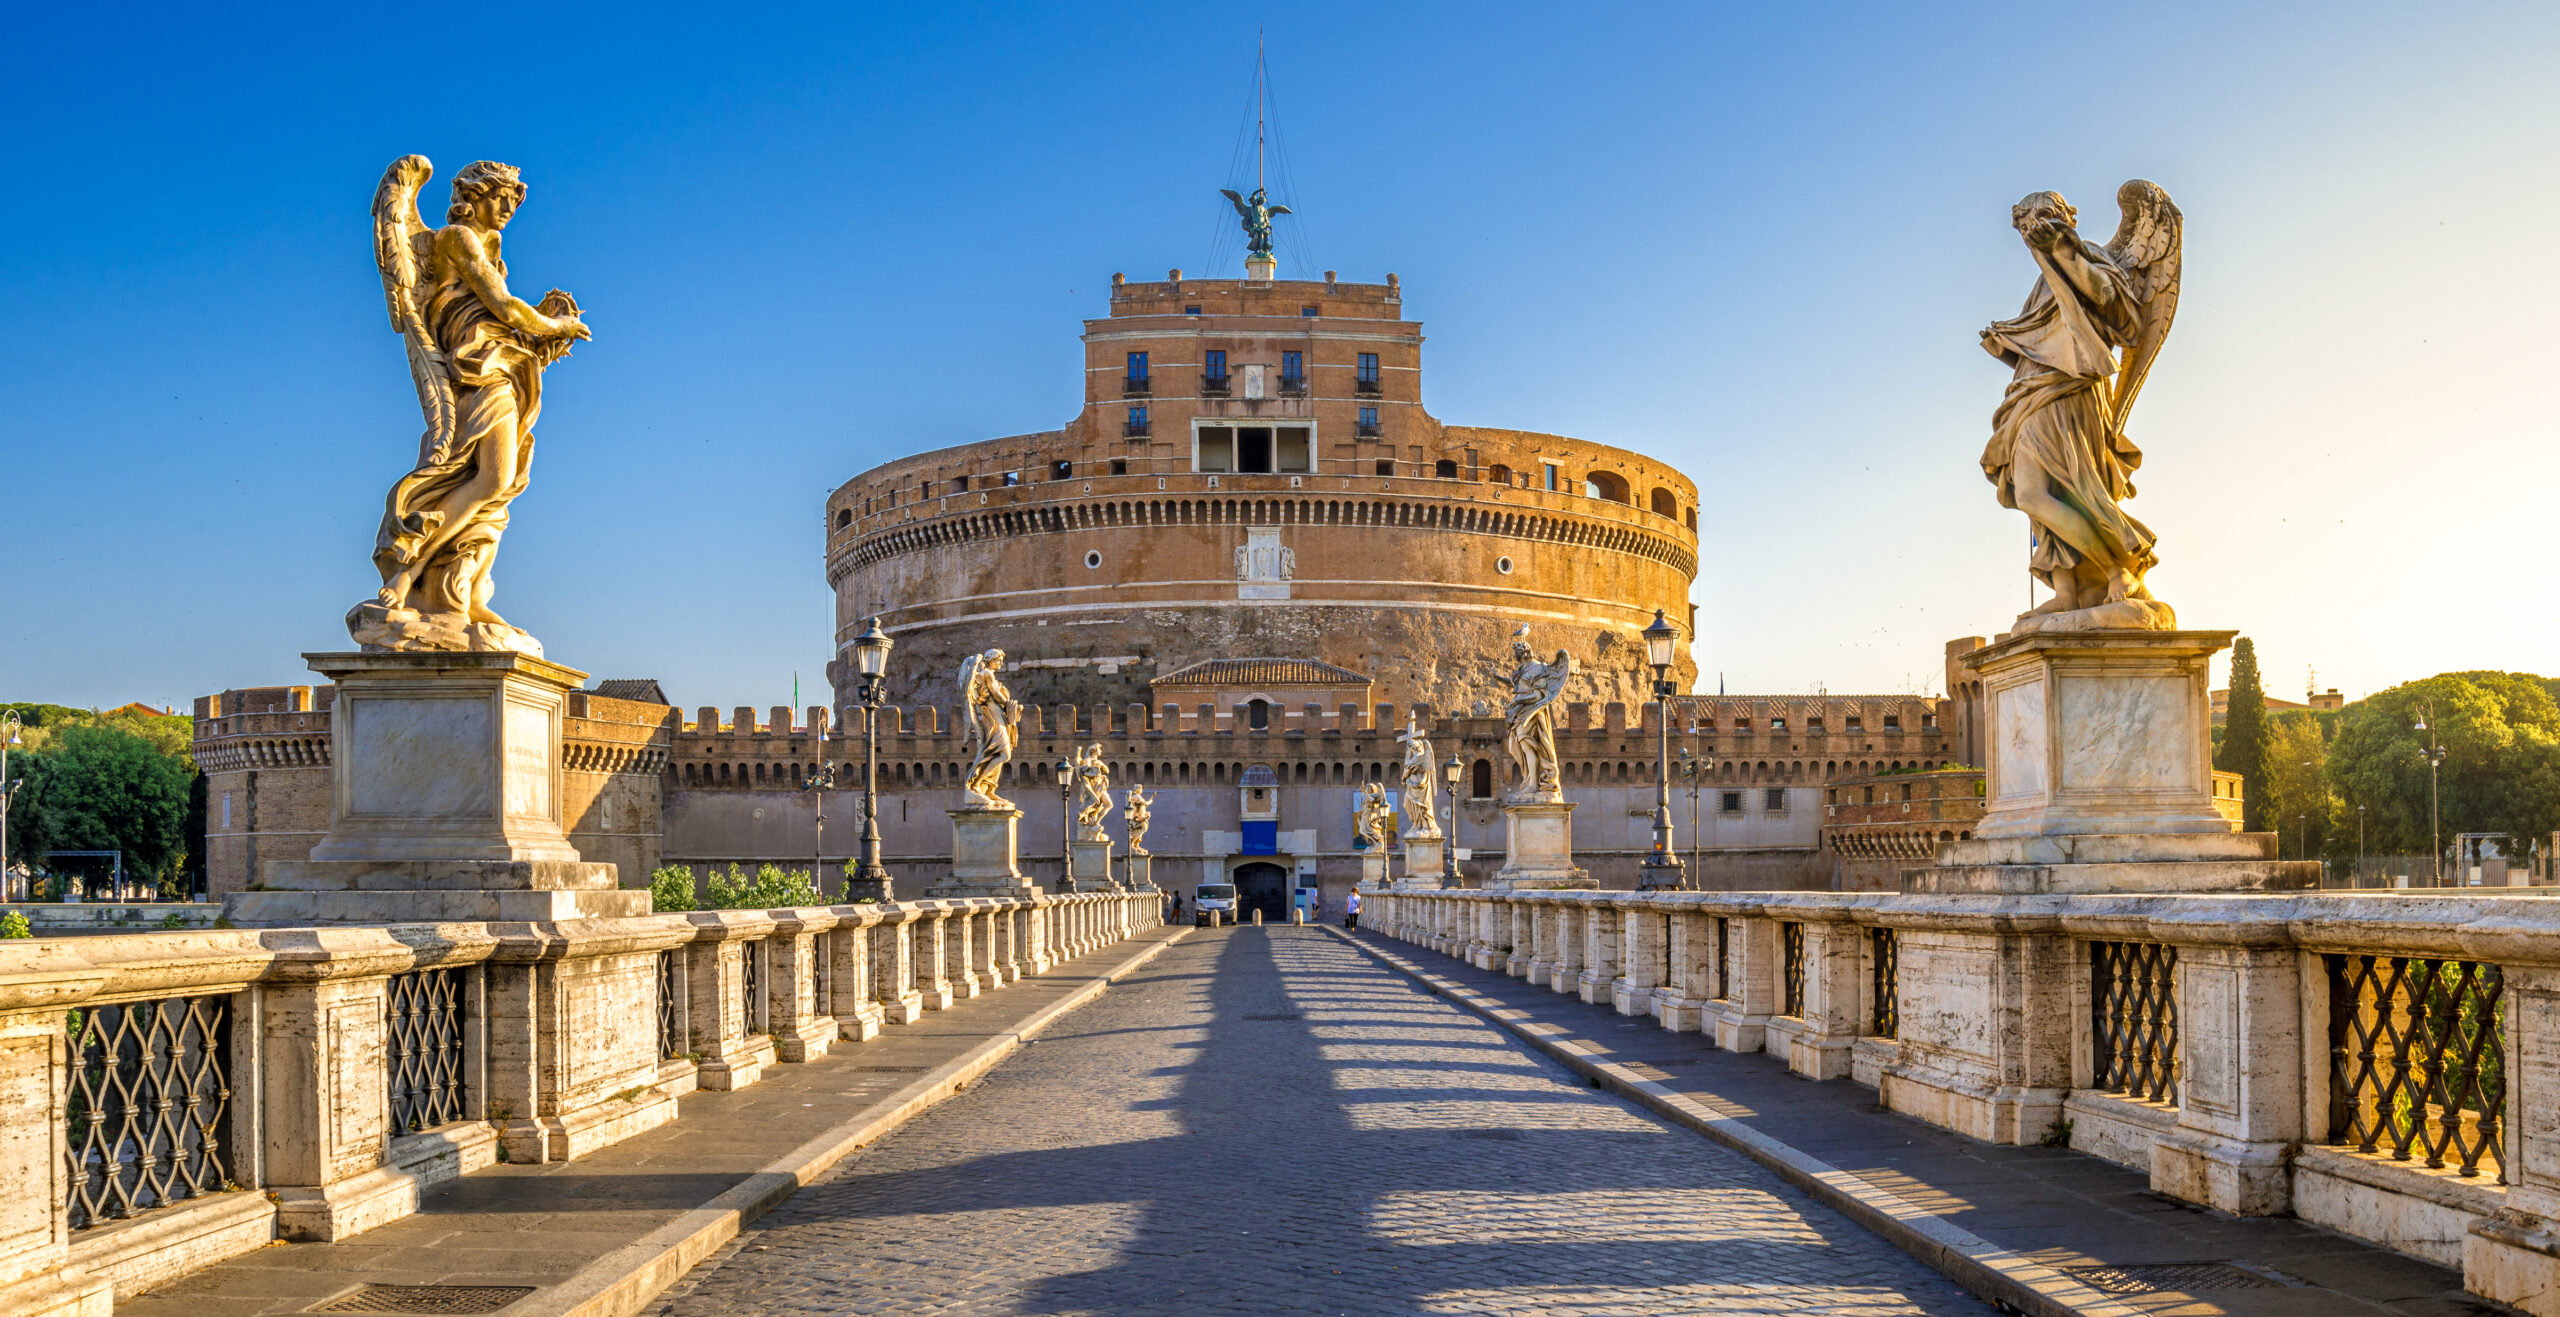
[1106,270,1402,320]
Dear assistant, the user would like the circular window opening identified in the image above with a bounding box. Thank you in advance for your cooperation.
[1496,556,1514,575]
[1084,550,1102,569]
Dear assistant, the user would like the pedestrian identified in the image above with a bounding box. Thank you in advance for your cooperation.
[1345,888,1360,930]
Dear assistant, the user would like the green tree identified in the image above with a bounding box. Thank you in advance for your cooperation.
[648,865,697,914]
[2217,637,2272,832]
[2326,672,2560,862]
[13,724,196,884]
[2264,714,2333,859]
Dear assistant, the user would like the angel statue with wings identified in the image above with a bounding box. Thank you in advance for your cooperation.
[1354,782,1396,856]
[1503,629,1573,802]
[956,649,1020,808]
[1219,186,1291,257]
[350,156,591,656]
[1073,745,1114,843]
[1980,180,2183,634]
[1395,716,1439,839]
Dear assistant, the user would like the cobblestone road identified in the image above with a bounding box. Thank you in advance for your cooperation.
[649,927,1994,1315]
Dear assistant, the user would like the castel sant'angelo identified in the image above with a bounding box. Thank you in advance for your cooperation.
[196,202,1991,913]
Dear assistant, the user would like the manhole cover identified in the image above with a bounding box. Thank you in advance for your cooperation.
[2061,1263,2280,1294]
[312,1284,537,1314]
[1242,1013,1302,1021]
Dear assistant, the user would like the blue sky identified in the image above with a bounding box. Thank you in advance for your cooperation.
[4,3,2553,712]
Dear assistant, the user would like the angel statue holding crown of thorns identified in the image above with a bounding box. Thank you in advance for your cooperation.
[350,155,591,655]
[1979,179,2184,634]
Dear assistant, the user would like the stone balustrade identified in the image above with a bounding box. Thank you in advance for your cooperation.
[0,890,1159,1316]
[1361,885,2560,1316]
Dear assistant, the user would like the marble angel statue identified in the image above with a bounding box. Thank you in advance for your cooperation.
[956,649,1020,808]
[1980,180,2183,633]
[1395,716,1438,839]
[1354,782,1396,855]
[351,156,590,655]
[1073,745,1114,842]
[1503,629,1572,801]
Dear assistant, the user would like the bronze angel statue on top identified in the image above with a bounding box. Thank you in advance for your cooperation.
[349,156,591,656]
[1980,180,2182,634]
[1220,186,1291,257]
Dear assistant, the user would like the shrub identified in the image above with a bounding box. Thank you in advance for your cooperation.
[0,911,30,939]
[648,865,698,914]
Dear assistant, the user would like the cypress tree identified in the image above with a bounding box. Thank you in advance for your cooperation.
[2218,637,2272,832]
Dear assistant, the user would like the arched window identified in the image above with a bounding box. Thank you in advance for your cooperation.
[1649,487,1677,519]
[1487,463,1513,485]
[1245,699,1270,731]
[834,507,852,529]
[1470,758,1493,799]
[1584,470,1632,504]
[1435,459,1459,479]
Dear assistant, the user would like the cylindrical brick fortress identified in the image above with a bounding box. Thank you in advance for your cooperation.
[825,272,1698,719]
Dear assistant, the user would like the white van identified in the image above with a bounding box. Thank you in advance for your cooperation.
[1194,882,1238,926]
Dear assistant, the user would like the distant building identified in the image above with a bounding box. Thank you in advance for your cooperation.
[2210,686,2346,724]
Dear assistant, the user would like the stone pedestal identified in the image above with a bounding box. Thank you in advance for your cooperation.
[1905,630,2316,896]
[930,806,1038,898]
[1245,252,1276,282]
[1070,838,1116,891]
[1398,833,1444,888]
[1125,852,1155,890]
[227,651,643,924]
[1494,799,1594,890]
[1359,852,1389,889]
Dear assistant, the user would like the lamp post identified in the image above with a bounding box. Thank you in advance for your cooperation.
[2414,700,2446,886]
[798,726,837,889]
[1,711,20,903]
[845,618,894,899]
[1678,746,1704,882]
[1055,757,1076,892]
[1440,754,1463,889]
[2358,803,2367,879]
[1637,611,1685,890]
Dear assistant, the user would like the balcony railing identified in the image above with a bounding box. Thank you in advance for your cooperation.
[1124,422,1150,438]
[1278,376,1307,397]
[1121,377,1149,397]
[1200,375,1229,396]
[1355,376,1381,396]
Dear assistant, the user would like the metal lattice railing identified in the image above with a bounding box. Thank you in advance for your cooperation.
[1712,917,1729,1000]
[740,940,766,1034]
[1870,928,1899,1038]
[2329,953,2506,1180]
[2090,941,2179,1105]
[1780,922,1806,1018]
[66,995,233,1229]
[386,969,467,1137]
[656,949,684,1061]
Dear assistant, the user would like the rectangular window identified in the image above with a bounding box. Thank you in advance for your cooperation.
[1770,716,1787,731]
[1185,305,1201,315]
[1110,458,1127,475]
[1126,351,1149,383]
[1301,305,1318,317]
[1720,791,1743,814]
[1356,353,1379,382]
[1276,427,1311,472]
[1846,716,1863,732]
[1203,349,1227,381]
[1197,426,1233,472]
[1765,788,1787,811]
[1357,405,1379,433]
[1052,460,1072,480]
[1237,427,1274,473]
[1884,714,1902,731]
[1375,459,1395,476]
[1542,462,1560,491]
[1734,718,1751,732]
[1281,350,1304,383]
[1127,405,1149,436]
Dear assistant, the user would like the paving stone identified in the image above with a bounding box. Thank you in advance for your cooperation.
[649,928,1992,1315]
